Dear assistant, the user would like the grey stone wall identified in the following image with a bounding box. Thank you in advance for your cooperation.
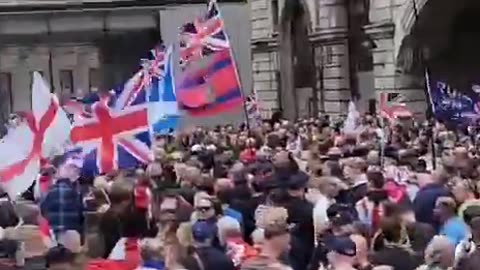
[250,0,352,116]
[365,0,427,115]
[0,45,100,110]
[0,10,158,111]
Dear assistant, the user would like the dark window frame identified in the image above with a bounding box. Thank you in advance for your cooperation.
[89,68,100,93]
[59,69,74,95]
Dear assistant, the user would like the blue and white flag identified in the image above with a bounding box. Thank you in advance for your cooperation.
[427,73,480,126]
[147,45,180,135]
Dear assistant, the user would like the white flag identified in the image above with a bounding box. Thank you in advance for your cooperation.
[343,101,360,134]
[0,72,71,198]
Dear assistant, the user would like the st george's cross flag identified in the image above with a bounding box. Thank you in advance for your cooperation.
[176,0,244,117]
[0,72,71,198]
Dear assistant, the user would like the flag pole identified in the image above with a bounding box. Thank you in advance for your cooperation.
[411,0,436,169]
[210,0,251,132]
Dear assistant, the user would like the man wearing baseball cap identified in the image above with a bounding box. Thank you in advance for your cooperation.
[326,236,357,270]
[181,221,235,270]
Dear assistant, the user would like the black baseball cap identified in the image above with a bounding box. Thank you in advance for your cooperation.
[327,203,356,226]
[326,236,356,257]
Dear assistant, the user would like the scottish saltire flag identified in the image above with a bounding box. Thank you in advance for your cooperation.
[176,0,243,117]
[147,45,180,135]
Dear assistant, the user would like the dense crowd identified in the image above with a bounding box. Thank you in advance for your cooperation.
[2,113,480,270]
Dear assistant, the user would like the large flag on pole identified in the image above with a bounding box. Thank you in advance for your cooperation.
[0,72,71,198]
[69,45,172,175]
[176,0,244,117]
[70,98,151,175]
[147,45,180,134]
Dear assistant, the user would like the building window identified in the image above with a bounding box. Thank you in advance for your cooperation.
[59,69,74,95]
[272,0,279,32]
[0,72,13,112]
[89,68,100,93]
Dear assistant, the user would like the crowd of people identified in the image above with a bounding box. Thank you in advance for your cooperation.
[1,113,480,270]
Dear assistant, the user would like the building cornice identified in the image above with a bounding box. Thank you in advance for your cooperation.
[251,27,348,52]
[0,0,245,13]
[363,20,395,39]
[251,36,277,52]
[309,27,348,43]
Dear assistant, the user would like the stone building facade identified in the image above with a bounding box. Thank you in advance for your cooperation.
[251,0,356,118]
[250,0,451,118]
[1,0,477,121]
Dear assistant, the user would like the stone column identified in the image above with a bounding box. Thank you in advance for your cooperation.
[310,0,351,115]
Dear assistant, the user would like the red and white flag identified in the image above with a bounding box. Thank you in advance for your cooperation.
[380,93,413,120]
[0,72,71,198]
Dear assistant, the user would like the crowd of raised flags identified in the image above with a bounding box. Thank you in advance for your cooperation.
[2,0,479,201]
[0,0,264,194]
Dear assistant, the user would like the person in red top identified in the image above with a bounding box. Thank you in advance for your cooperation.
[240,138,257,164]
[134,169,152,214]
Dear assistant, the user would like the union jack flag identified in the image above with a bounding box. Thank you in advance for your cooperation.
[69,45,167,175]
[179,0,230,66]
[380,93,413,120]
[115,45,166,110]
